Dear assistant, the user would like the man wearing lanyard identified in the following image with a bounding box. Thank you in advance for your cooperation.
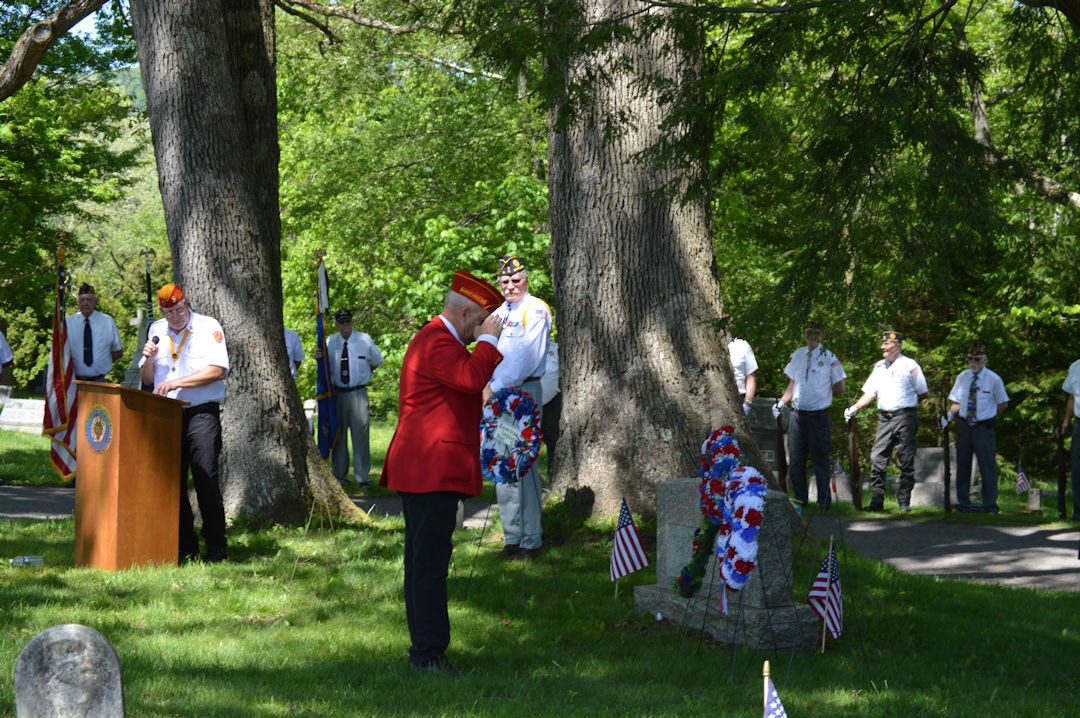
[773,320,847,511]
[845,329,929,512]
[323,309,384,489]
[485,255,551,560]
[140,283,230,563]
[941,341,1009,513]
[66,283,123,383]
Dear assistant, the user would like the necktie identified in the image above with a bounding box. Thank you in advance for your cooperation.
[340,341,350,385]
[967,374,979,426]
[83,317,93,367]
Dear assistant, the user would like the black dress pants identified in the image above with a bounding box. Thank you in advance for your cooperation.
[400,491,462,665]
[179,403,227,559]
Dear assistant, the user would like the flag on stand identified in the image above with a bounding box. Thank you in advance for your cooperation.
[42,248,77,480]
[1016,460,1030,494]
[315,256,339,459]
[808,544,843,640]
[763,676,788,718]
[610,499,649,581]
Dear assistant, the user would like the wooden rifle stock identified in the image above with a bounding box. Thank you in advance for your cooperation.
[775,412,789,493]
[848,418,863,511]
[1057,416,1068,520]
[942,421,952,513]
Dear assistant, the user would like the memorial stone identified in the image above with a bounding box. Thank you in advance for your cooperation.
[14,624,124,717]
[635,478,819,650]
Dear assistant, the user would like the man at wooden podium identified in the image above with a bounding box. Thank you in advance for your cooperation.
[139,282,231,563]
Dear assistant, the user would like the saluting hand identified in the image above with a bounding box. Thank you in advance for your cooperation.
[479,313,502,339]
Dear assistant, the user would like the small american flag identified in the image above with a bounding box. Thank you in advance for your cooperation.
[1016,460,1030,494]
[764,676,788,718]
[808,544,843,640]
[610,499,649,581]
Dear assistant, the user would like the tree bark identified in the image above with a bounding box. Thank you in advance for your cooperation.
[547,0,766,517]
[129,0,362,524]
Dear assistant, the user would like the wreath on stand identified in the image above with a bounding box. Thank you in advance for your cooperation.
[479,387,542,483]
[673,426,766,602]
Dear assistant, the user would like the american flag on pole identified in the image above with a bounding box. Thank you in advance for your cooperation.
[764,676,788,718]
[42,247,77,480]
[610,499,649,580]
[1016,460,1030,494]
[808,544,842,640]
[314,255,339,459]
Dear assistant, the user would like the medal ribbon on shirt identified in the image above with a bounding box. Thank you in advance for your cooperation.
[168,329,190,370]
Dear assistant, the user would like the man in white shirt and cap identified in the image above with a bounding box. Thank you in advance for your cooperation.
[66,283,123,383]
[844,329,929,512]
[486,255,551,560]
[140,282,231,562]
[941,341,1009,513]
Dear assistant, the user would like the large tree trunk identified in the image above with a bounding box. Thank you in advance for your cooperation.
[129,0,361,524]
[547,0,766,517]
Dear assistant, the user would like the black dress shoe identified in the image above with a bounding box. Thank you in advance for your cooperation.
[410,656,461,676]
[863,503,884,512]
[204,548,228,564]
[500,544,521,558]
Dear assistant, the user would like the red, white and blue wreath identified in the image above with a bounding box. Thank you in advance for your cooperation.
[480,387,542,484]
[717,466,767,592]
[698,426,740,524]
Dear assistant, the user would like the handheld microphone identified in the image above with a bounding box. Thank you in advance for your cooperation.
[151,336,159,345]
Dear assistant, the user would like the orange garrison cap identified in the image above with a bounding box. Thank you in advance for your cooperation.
[452,270,503,312]
[158,282,185,308]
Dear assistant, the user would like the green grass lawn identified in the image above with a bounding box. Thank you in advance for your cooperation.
[2,427,1078,716]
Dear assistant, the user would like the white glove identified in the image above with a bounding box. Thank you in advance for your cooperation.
[843,405,858,422]
[743,402,752,417]
[940,411,954,429]
[771,401,783,419]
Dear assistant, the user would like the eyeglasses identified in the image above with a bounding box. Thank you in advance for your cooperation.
[161,305,187,318]
[967,354,987,361]
[500,277,525,286]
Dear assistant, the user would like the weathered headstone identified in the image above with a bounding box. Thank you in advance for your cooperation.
[910,447,979,508]
[14,624,124,717]
[634,479,819,650]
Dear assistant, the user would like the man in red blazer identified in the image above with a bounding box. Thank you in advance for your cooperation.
[380,270,504,675]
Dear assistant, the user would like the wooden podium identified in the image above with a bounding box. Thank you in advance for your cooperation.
[74,381,186,570]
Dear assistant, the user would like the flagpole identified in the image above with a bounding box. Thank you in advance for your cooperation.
[763,660,771,713]
[820,535,834,654]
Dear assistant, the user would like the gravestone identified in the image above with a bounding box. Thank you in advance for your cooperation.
[634,478,819,650]
[14,624,124,717]
[910,447,979,508]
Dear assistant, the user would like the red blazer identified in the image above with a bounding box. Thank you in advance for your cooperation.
[380,316,502,496]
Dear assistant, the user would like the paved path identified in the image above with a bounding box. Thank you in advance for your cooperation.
[805,512,1079,592]
[3,484,1077,590]
[0,484,497,528]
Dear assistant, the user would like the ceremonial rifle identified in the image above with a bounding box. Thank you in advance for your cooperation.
[941,374,951,513]
[942,417,952,514]
[848,415,863,511]
[1057,407,1068,519]
[775,406,789,493]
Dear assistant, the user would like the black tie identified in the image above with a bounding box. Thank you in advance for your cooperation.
[340,341,350,385]
[83,317,93,367]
